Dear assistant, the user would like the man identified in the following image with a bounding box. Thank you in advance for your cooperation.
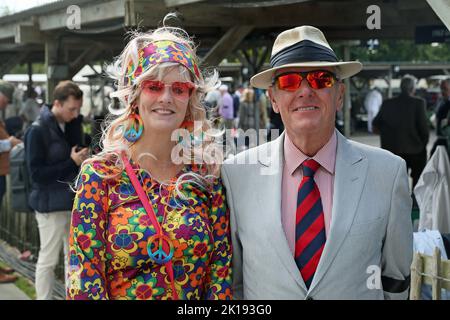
[373,74,429,188]
[364,84,383,133]
[0,80,22,283]
[25,80,88,299]
[221,26,413,299]
[435,79,450,136]
[232,84,242,119]
[430,79,450,157]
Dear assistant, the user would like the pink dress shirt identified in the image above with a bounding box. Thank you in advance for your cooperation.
[281,131,337,255]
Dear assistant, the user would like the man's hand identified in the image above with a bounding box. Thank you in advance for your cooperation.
[8,136,22,148]
[71,146,89,166]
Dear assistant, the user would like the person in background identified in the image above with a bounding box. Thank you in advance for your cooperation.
[364,84,383,134]
[373,74,429,189]
[25,80,89,299]
[232,85,241,121]
[20,88,41,129]
[238,87,269,133]
[435,79,450,136]
[218,84,234,130]
[0,80,22,284]
[430,79,450,157]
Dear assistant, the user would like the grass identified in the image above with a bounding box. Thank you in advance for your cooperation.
[0,259,36,300]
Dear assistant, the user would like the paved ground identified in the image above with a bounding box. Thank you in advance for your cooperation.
[0,283,30,300]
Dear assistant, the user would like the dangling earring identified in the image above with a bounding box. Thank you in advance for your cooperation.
[123,109,143,142]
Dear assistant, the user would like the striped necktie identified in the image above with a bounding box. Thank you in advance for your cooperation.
[294,159,326,289]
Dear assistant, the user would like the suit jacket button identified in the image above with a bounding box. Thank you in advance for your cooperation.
[306,296,314,300]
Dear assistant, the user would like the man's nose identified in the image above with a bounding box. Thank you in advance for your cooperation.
[295,77,314,97]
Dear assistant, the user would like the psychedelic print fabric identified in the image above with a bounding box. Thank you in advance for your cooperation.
[67,159,232,300]
[124,40,201,86]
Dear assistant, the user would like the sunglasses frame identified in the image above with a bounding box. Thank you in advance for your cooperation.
[272,70,340,91]
[140,80,196,100]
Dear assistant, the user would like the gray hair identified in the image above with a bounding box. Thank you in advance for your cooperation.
[400,74,417,94]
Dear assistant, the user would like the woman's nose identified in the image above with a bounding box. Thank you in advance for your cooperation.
[158,85,173,103]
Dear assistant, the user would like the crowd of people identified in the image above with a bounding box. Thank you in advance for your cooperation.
[0,15,449,300]
[205,82,280,141]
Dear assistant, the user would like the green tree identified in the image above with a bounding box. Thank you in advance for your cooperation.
[347,39,450,62]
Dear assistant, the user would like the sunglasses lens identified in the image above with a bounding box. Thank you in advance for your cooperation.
[141,81,194,100]
[171,82,194,100]
[277,74,302,91]
[307,71,335,89]
[276,71,336,91]
[142,81,164,95]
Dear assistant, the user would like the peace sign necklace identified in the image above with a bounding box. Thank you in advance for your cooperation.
[140,175,173,265]
[121,152,179,300]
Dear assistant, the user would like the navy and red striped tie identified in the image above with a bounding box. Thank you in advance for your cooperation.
[295,159,326,289]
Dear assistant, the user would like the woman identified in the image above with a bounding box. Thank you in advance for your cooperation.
[66,20,232,300]
[238,87,270,148]
[238,87,269,133]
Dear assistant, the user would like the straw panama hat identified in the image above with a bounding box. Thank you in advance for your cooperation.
[250,25,363,89]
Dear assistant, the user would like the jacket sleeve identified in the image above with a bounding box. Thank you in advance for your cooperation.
[220,165,243,300]
[416,99,429,148]
[203,177,233,300]
[371,103,384,131]
[66,163,109,300]
[436,101,450,135]
[381,158,413,300]
[25,125,78,184]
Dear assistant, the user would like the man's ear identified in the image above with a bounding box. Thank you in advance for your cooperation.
[53,99,62,109]
[268,88,280,114]
[336,82,345,112]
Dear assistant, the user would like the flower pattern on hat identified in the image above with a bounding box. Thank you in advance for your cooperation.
[124,40,200,86]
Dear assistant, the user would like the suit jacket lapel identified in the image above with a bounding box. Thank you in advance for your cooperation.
[308,131,368,293]
[257,132,308,291]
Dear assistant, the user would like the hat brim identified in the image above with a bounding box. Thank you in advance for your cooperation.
[250,61,363,89]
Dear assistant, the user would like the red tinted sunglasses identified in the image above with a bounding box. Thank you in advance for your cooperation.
[273,70,339,91]
[140,80,195,101]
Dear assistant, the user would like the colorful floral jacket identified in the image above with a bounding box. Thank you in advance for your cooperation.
[67,159,232,300]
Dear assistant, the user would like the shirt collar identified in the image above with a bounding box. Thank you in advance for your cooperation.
[284,130,337,176]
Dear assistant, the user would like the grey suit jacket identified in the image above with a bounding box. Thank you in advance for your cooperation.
[221,130,413,300]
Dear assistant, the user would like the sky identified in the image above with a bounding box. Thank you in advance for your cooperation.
[0,0,58,15]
